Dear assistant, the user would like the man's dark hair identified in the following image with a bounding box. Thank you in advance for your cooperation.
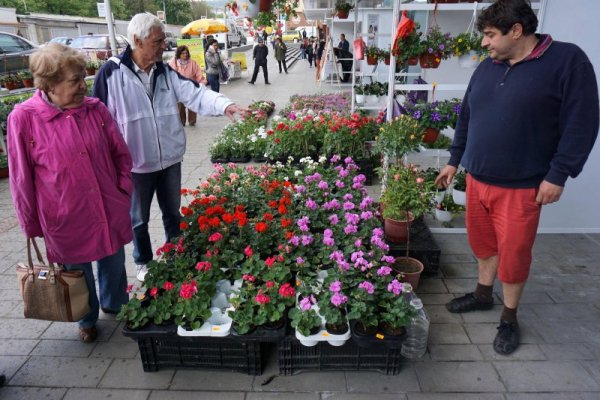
[340,33,346,39]
[208,38,218,46]
[175,45,189,59]
[477,0,538,35]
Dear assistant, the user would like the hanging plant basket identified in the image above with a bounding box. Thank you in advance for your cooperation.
[458,51,480,69]
[336,9,350,19]
[419,53,441,69]
[422,127,440,144]
[366,55,378,65]
[384,57,390,65]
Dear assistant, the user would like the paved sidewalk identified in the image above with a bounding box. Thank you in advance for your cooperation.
[1,50,600,399]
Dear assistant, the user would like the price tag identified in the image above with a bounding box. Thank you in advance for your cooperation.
[375,333,385,340]
[321,332,329,337]
[212,326,221,331]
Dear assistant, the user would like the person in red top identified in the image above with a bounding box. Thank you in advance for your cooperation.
[169,45,208,126]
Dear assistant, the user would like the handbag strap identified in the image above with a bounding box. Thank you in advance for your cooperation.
[26,238,57,281]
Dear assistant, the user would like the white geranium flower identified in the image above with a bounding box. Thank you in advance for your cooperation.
[294,170,303,177]
[272,115,281,122]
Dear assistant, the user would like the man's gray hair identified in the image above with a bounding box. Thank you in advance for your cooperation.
[127,13,164,50]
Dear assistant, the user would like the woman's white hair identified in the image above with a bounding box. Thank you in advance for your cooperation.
[127,13,164,50]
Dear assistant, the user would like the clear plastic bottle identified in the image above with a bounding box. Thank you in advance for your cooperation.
[401,297,429,359]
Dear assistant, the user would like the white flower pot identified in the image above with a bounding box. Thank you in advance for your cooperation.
[434,190,446,204]
[366,95,379,104]
[355,94,365,104]
[452,189,466,206]
[458,51,480,69]
[435,209,453,223]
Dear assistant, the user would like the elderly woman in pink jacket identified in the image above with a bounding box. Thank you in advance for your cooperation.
[168,45,208,126]
[7,43,133,343]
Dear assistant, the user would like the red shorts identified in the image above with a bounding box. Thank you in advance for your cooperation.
[465,174,542,283]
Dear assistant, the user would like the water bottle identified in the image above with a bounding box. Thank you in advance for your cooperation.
[401,297,429,359]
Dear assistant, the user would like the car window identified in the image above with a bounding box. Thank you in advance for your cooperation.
[71,36,108,49]
[0,33,33,53]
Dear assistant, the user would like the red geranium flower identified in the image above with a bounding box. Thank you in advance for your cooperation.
[255,222,268,233]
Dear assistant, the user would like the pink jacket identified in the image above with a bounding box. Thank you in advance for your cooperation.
[8,91,133,264]
[168,57,204,82]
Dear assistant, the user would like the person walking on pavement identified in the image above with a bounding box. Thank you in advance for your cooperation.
[8,44,133,343]
[275,37,288,73]
[93,13,245,282]
[204,39,222,92]
[306,38,314,67]
[248,38,270,85]
[169,45,208,126]
[315,39,325,81]
[262,29,268,43]
[435,0,599,356]
[299,37,307,60]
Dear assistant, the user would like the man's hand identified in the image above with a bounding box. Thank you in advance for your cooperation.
[536,180,564,205]
[434,165,458,189]
[224,104,248,121]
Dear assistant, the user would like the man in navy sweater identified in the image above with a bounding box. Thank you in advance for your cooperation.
[436,0,598,355]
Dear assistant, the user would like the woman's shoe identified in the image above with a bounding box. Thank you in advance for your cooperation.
[79,326,98,343]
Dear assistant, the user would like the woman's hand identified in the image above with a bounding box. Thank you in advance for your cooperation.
[224,104,249,121]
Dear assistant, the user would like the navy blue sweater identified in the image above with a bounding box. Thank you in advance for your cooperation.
[449,35,599,188]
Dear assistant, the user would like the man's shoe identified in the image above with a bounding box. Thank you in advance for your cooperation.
[265,82,271,85]
[446,292,494,313]
[79,326,98,343]
[136,264,148,282]
[493,320,520,355]
[101,307,119,315]
[247,81,255,84]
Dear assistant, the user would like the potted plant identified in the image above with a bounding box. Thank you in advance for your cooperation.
[393,25,423,66]
[347,280,378,336]
[379,163,434,243]
[422,167,445,203]
[452,31,487,68]
[334,0,354,19]
[378,279,417,335]
[381,49,391,65]
[366,46,380,65]
[435,192,465,225]
[18,70,34,88]
[452,169,467,206]
[318,278,349,335]
[354,84,365,104]
[289,295,322,338]
[85,60,102,76]
[0,74,21,91]
[420,26,453,69]
[373,114,424,164]
[402,98,462,144]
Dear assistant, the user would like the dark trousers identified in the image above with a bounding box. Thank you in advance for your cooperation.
[207,73,220,92]
[307,53,314,67]
[131,162,182,265]
[277,59,288,73]
[250,63,269,83]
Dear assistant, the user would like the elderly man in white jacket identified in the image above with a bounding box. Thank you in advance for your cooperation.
[93,13,245,282]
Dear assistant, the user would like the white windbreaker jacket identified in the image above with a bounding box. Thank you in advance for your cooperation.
[93,46,233,173]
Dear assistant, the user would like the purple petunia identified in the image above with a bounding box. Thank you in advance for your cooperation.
[339,169,349,178]
[343,193,354,201]
[329,280,342,293]
[344,225,358,234]
[387,279,404,296]
[297,216,310,231]
[295,184,306,193]
[318,181,329,190]
[358,281,375,295]
[306,198,318,210]
[377,266,392,276]
[299,297,312,311]
[343,201,355,211]
[301,234,314,246]
[360,211,373,220]
[335,180,345,188]
[323,236,335,246]
[331,292,348,307]
[296,256,305,265]
[328,214,339,225]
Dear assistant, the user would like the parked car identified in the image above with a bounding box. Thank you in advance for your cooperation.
[70,34,129,60]
[165,31,177,50]
[48,36,73,46]
[0,32,37,75]
[281,30,302,43]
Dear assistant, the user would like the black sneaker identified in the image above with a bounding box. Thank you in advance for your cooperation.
[446,292,494,313]
[247,81,255,84]
[493,320,520,355]
[265,82,271,85]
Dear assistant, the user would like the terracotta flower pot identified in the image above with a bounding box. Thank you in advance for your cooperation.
[3,82,19,91]
[384,214,414,243]
[259,0,272,12]
[336,9,350,19]
[419,53,441,69]
[366,55,378,65]
[392,256,425,290]
[407,56,419,66]
[22,79,34,88]
[384,57,390,65]
[422,127,440,144]
[86,68,97,77]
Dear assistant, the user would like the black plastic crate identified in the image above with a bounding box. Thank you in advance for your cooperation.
[278,337,402,375]
[123,324,263,375]
[350,321,405,350]
[387,218,441,276]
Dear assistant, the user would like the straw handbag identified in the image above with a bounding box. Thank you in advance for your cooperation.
[16,238,90,322]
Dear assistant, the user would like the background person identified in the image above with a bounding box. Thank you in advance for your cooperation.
[315,39,325,81]
[204,38,222,92]
[338,33,350,52]
[435,0,599,355]
[274,37,288,73]
[248,38,270,85]
[8,43,133,343]
[93,13,245,282]
[169,45,208,126]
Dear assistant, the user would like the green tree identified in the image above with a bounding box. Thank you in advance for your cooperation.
[190,0,215,20]
[160,0,192,26]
